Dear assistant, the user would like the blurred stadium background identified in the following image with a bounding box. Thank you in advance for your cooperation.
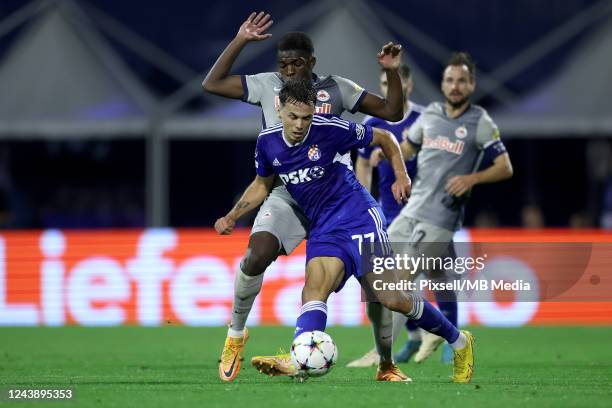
[0,0,611,328]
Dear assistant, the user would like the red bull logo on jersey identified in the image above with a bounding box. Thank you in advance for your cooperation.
[423,135,465,155]
[279,166,326,185]
[307,145,321,161]
[315,103,332,114]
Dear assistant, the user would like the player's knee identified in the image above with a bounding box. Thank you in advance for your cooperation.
[241,250,274,277]
[241,233,280,276]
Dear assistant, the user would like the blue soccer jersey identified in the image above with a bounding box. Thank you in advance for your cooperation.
[358,102,423,224]
[255,115,391,290]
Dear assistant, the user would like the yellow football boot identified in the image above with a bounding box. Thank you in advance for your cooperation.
[218,328,249,382]
[452,330,475,383]
[251,349,298,377]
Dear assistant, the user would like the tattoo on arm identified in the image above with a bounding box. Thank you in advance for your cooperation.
[234,201,250,210]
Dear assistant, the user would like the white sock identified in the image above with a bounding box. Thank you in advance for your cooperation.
[449,332,467,350]
[229,265,264,333]
[228,327,245,338]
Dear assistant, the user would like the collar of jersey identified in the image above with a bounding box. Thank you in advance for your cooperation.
[282,123,312,147]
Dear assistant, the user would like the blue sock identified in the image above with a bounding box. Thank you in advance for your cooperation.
[405,319,419,331]
[434,289,458,328]
[406,295,459,344]
[294,301,328,339]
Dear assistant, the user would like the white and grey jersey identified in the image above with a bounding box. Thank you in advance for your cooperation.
[241,72,367,129]
[403,102,504,231]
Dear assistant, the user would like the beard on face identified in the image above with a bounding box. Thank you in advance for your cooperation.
[445,93,469,109]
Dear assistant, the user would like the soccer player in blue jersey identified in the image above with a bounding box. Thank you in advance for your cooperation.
[214,79,475,383]
[203,12,406,382]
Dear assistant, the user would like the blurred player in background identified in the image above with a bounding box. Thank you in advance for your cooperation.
[347,64,433,367]
[370,52,513,365]
[202,11,405,382]
[215,79,475,383]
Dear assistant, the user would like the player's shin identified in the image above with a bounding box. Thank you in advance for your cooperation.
[366,302,393,363]
[229,263,264,336]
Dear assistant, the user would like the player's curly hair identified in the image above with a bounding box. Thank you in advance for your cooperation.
[446,52,476,80]
[277,32,314,55]
[279,79,317,106]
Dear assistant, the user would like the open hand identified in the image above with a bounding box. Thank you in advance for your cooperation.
[237,11,273,42]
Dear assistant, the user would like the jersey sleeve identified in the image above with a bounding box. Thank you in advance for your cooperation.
[254,136,274,177]
[476,111,507,162]
[241,72,275,105]
[336,121,374,152]
[333,75,367,114]
[406,114,424,147]
[357,116,377,159]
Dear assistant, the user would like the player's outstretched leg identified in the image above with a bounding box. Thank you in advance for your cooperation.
[403,296,474,383]
[251,300,328,377]
[414,277,458,364]
[252,257,340,378]
[219,232,279,381]
[369,279,474,383]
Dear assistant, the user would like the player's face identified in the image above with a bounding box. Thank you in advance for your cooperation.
[379,72,412,100]
[441,65,475,108]
[277,50,315,81]
[278,101,315,144]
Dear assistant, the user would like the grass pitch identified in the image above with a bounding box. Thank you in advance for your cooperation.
[1,326,611,407]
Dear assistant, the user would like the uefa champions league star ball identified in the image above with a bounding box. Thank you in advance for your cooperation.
[290,331,338,379]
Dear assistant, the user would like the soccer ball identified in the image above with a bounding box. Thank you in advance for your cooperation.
[290,330,338,378]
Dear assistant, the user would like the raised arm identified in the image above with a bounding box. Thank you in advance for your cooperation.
[357,43,403,121]
[215,175,275,234]
[202,12,273,98]
[371,128,411,203]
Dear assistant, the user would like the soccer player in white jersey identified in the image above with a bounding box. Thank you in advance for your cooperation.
[347,64,429,368]
[365,52,513,365]
[202,11,406,382]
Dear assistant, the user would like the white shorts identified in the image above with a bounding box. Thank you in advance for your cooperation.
[251,185,309,255]
[387,215,455,277]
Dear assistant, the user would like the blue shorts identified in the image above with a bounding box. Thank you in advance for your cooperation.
[306,206,391,292]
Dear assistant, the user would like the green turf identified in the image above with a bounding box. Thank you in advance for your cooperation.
[1,326,611,407]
